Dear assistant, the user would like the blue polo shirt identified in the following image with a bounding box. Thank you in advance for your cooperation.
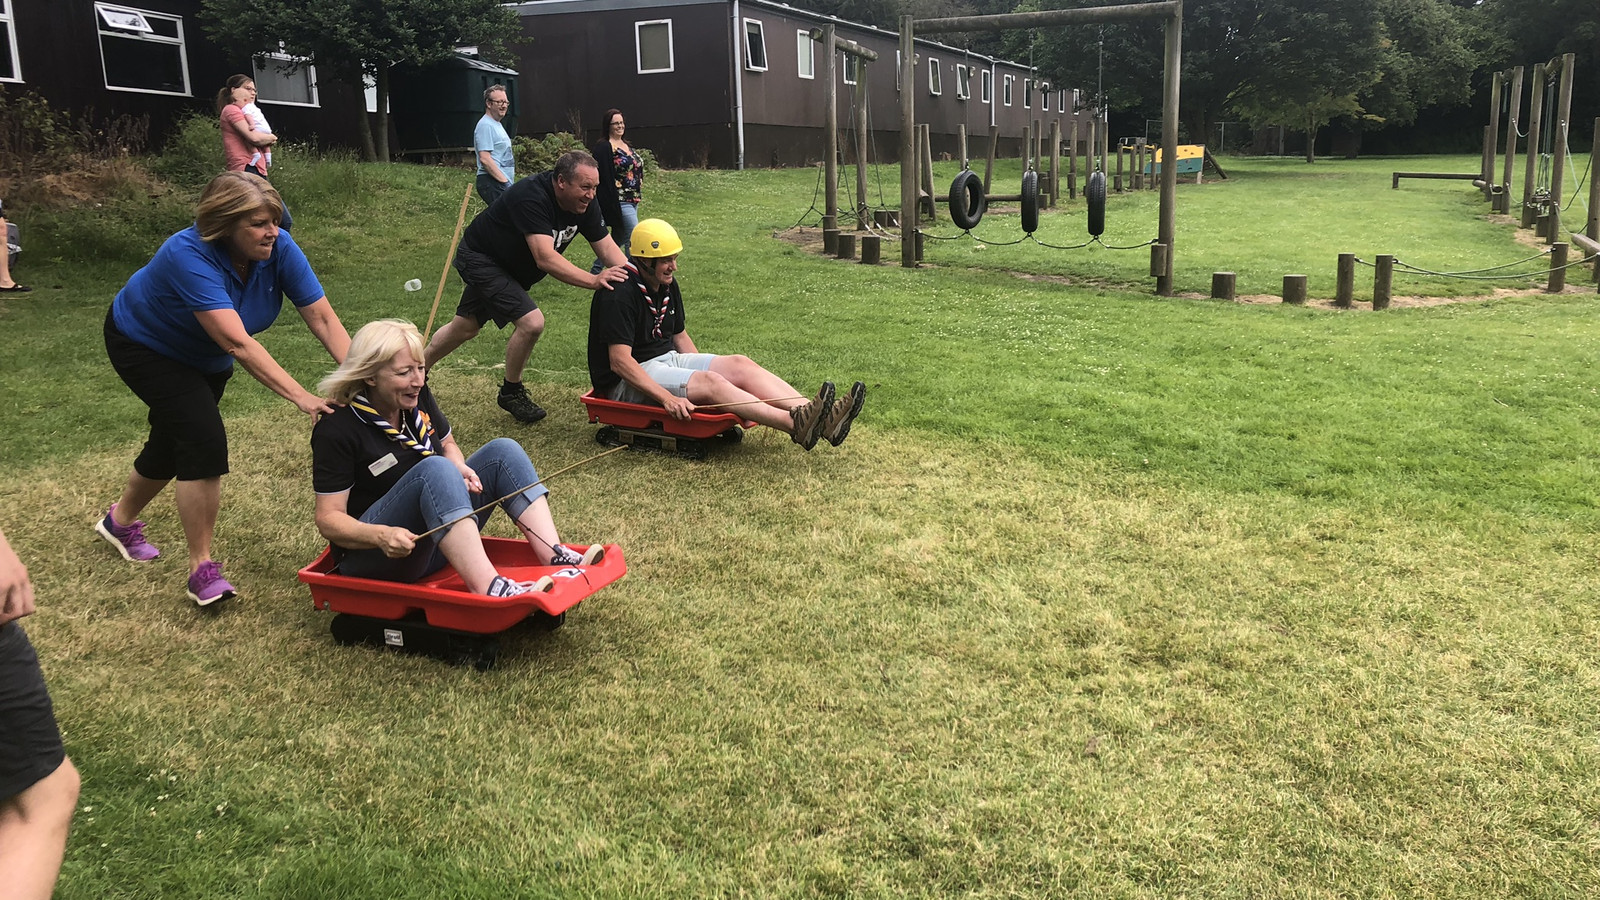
[111,225,324,374]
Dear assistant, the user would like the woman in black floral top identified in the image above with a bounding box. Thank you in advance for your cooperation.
[591,108,644,272]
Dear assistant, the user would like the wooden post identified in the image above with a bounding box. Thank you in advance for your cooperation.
[899,17,916,268]
[837,232,857,260]
[1021,123,1032,169]
[821,214,836,233]
[855,61,869,229]
[957,123,968,168]
[1048,120,1062,209]
[915,230,924,261]
[1282,274,1307,305]
[823,228,840,254]
[985,124,998,192]
[1535,212,1549,238]
[919,123,937,222]
[1114,143,1124,192]
[1335,253,1355,308]
[1134,143,1144,190]
[1373,255,1394,310]
[1547,242,1567,292]
[1067,120,1078,199]
[1499,67,1524,214]
[1479,125,1494,202]
[1033,117,1042,173]
[1590,117,1600,245]
[1547,53,1576,243]
[824,24,839,228]
[1156,1,1180,295]
[1520,62,1546,228]
[1150,243,1167,279]
[1485,74,1502,202]
[860,234,880,264]
[1211,272,1236,300]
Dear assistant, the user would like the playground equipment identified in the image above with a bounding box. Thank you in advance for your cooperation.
[899,0,1183,294]
[300,538,627,669]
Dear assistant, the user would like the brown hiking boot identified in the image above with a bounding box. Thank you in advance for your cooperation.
[821,381,865,446]
[789,381,835,450]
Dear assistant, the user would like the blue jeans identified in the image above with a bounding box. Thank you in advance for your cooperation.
[335,438,548,583]
[592,201,639,272]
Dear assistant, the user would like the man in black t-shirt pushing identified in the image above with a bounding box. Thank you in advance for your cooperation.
[587,218,865,451]
[426,150,630,423]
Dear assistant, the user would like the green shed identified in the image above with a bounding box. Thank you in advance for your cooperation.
[391,54,520,154]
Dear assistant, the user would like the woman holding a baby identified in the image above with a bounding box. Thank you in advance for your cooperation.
[218,75,293,230]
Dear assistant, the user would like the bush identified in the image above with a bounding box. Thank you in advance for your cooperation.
[0,86,78,178]
[513,132,661,177]
[150,112,222,188]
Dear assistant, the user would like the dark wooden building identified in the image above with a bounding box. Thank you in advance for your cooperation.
[6,0,369,156]
[509,0,1088,168]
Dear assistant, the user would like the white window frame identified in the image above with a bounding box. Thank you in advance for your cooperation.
[96,3,191,97]
[252,47,319,108]
[981,68,992,104]
[927,57,941,96]
[955,64,970,101]
[0,0,21,83]
[1039,81,1049,105]
[1023,78,1032,109]
[635,19,674,74]
[796,29,814,80]
[743,18,767,72]
[895,50,901,91]
[842,51,858,86]
[1058,89,1068,113]
[1002,73,1013,107]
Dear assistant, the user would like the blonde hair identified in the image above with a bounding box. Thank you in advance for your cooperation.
[195,171,284,242]
[319,319,427,404]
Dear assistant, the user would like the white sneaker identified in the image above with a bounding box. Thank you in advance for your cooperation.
[485,574,553,597]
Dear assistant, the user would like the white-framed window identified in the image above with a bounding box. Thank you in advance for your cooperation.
[635,19,674,74]
[955,64,970,101]
[796,29,814,79]
[252,48,318,107]
[743,18,767,71]
[1002,73,1013,106]
[1058,89,1068,113]
[0,0,19,82]
[895,50,901,91]
[927,57,941,96]
[96,3,190,96]
[1039,81,1049,105]
[981,68,992,104]
[842,52,858,86]
[1023,78,1032,108]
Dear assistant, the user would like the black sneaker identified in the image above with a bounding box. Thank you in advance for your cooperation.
[497,382,547,423]
[789,382,835,451]
[821,381,866,446]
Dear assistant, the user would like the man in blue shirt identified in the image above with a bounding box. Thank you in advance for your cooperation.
[475,85,514,205]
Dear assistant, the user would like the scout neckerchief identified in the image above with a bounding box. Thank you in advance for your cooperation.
[350,392,436,457]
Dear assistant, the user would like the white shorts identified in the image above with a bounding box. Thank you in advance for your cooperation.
[608,351,719,404]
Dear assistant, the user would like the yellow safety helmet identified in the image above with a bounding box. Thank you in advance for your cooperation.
[630,218,683,258]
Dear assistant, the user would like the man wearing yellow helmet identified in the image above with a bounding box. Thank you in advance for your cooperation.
[587,218,865,450]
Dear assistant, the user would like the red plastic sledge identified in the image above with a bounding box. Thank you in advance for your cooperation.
[581,390,755,457]
[299,536,626,634]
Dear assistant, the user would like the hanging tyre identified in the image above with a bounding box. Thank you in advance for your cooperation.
[1021,170,1039,234]
[1087,170,1106,237]
[948,169,986,231]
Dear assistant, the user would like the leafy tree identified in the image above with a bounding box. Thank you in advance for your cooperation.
[1473,0,1600,131]
[1356,0,1477,133]
[200,0,517,161]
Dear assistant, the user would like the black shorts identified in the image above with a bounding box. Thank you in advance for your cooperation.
[105,307,233,481]
[452,246,539,329]
[0,623,66,801]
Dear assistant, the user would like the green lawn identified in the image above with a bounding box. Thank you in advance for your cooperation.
[3,151,1599,898]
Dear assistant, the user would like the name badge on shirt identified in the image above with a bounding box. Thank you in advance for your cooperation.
[369,453,398,476]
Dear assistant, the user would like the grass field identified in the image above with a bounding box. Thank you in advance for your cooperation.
[3,151,1599,898]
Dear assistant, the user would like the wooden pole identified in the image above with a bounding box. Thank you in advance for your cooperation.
[836,232,857,260]
[1499,67,1524,214]
[920,123,937,222]
[899,17,916,268]
[1547,53,1575,243]
[1150,243,1167,279]
[1033,116,1042,174]
[424,182,475,343]
[1547,242,1568,292]
[1589,117,1600,244]
[1485,72,1502,202]
[1114,143,1124,192]
[855,61,869,228]
[1067,120,1078,199]
[1155,2,1180,295]
[1021,122,1032,169]
[1480,125,1494,201]
[984,124,998,192]
[1335,253,1355,309]
[824,24,838,227]
[860,234,881,264]
[1210,272,1235,300]
[1373,255,1394,310]
[958,123,968,169]
[1048,120,1062,208]
[1520,62,1546,228]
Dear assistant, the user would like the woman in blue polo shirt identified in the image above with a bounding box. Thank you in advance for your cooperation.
[96,171,350,607]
